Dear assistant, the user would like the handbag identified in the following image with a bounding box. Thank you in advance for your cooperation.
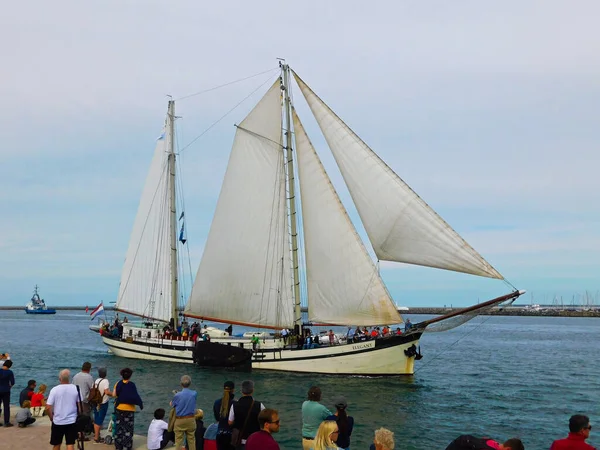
[231,400,255,447]
[75,386,92,450]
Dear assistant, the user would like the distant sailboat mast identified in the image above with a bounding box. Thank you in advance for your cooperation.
[281,63,302,329]
[167,99,179,329]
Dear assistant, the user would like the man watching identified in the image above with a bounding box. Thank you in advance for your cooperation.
[551,415,595,450]
[246,408,281,450]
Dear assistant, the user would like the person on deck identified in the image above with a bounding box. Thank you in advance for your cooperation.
[301,386,332,450]
[550,414,595,450]
[404,319,412,332]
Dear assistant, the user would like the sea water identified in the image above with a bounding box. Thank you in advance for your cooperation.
[0,311,598,449]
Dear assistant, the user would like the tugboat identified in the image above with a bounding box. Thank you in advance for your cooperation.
[25,285,56,314]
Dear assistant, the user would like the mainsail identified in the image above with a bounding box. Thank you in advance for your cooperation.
[185,81,295,329]
[294,110,402,326]
[116,117,174,322]
[293,72,502,280]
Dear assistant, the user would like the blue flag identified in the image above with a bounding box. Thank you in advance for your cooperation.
[179,223,186,245]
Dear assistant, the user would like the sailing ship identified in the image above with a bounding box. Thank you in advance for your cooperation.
[97,64,524,375]
[25,285,56,314]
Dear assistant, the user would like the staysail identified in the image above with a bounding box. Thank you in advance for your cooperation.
[185,81,295,329]
[294,110,402,326]
[293,72,502,279]
[116,115,174,322]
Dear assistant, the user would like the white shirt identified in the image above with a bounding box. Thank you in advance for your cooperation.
[47,384,79,425]
[94,378,110,404]
[147,419,169,450]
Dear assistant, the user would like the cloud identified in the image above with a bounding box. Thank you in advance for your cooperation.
[1,0,599,307]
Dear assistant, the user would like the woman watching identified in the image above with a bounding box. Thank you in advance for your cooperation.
[112,368,143,450]
[313,420,342,450]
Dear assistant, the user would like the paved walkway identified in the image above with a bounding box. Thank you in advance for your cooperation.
[1,406,176,449]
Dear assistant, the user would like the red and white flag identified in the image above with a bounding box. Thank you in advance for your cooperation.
[90,303,104,320]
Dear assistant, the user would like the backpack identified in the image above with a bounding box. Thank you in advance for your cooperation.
[88,379,104,407]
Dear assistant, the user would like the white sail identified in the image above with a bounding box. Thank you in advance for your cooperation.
[186,81,295,329]
[294,110,402,326]
[116,117,173,322]
[294,73,502,279]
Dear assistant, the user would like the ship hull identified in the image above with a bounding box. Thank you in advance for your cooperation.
[101,332,422,375]
[25,309,56,314]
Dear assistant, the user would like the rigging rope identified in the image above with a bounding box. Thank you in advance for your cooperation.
[413,315,494,374]
[178,73,279,154]
[175,67,279,101]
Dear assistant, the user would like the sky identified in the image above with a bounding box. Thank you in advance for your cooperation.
[0,1,598,308]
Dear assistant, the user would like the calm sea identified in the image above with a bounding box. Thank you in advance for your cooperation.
[0,310,598,449]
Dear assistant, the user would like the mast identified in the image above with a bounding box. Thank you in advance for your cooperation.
[281,63,302,327]
[167,99,179,328]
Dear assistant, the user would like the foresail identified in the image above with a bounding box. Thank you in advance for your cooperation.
[186,81,295,329]
[293,72,503,279]
[117,117,173,322]
[294,110,402,326]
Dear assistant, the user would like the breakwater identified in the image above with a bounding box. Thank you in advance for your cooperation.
[1,305,598,317]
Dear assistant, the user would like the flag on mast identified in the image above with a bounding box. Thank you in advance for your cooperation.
[90,303,104,320]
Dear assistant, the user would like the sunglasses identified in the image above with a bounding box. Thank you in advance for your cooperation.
[269,420,280,425]
[584,425,592,430]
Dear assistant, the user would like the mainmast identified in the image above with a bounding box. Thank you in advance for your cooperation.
[167,100,179,328]
[281,63,302,328]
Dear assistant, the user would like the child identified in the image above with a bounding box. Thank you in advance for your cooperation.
[147,408,174,450]
[30,384,47,417]
[15,400,36,427]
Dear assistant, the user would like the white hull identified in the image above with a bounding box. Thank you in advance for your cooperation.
[101,332,422,375]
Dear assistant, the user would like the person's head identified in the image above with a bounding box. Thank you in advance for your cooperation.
[38,384,47,394]
[98,367,107,378]
[374,427,395,450]
[500,438,525,450]
[120,367,133,380]
[314,420,339,449]
[307,386,322,401]
[3,360,12,368]
[258,408,280,434]
[81,362,92,372]
[59,369,70,384]
[154,408,166,420]
[569,415,592,439]
[219,381,235,418]
[180,375,192,388]
[195,409,204,420]
[241,380,254,396]
[334,396,347,411]
[27,379,36,389]
[22,400,31,408]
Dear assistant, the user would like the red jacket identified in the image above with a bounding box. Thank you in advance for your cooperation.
[551,433,596,450]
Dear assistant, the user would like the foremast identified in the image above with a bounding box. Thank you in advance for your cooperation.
[281,63,302,329]
[167,100,179,329]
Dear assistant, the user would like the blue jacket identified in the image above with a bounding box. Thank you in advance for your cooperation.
[0,368,15,393]
[114,380,143,409]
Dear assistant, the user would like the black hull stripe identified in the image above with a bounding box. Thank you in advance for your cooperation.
[103,333,422,364]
